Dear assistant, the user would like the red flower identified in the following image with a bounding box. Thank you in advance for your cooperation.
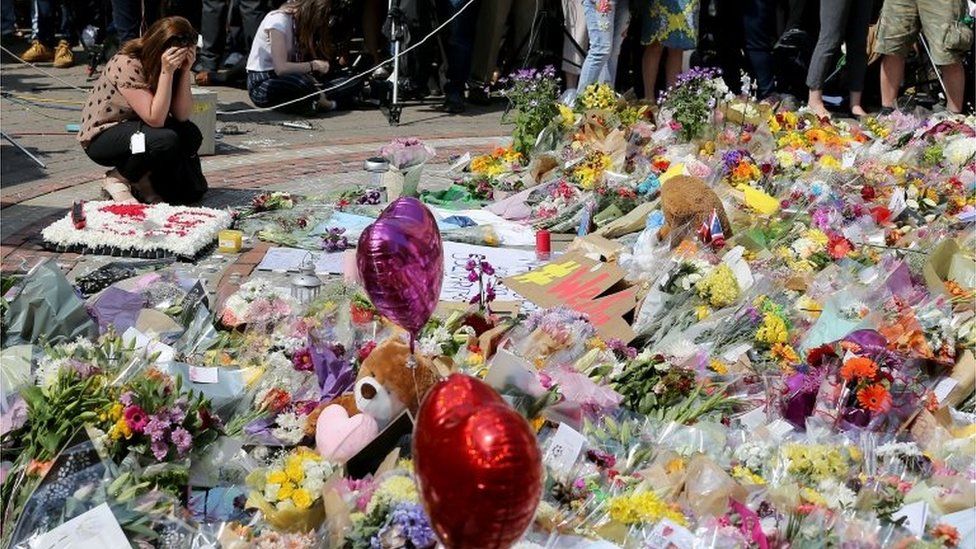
[806,344,837,367]
[351,304,374,324]
[357,340,377,363]
[870,206,892,225]
[123,405,148,433]
[261,387,291,413]
[861,185,876,201]
[100,203,148,219]
[827,233,854,259]
[291,348,314,372]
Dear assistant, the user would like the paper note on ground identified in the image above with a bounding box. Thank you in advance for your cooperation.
[29,503,129,549]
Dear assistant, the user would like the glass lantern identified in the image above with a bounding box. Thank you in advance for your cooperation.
[290,254,322,304]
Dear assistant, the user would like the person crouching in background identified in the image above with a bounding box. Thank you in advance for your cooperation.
[245,0,337,114]
[78,16,207,204]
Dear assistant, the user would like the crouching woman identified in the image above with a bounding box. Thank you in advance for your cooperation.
[78,16,208,204]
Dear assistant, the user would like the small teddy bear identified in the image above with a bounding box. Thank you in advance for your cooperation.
[315,336,439,462]
[657,175,733,247]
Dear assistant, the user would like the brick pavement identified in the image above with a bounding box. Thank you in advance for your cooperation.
[0,47,510,274]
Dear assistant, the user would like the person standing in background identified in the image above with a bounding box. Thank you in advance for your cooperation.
[638,0,699,101]
[561,0,588,104]
[874,0,972,114]
[576,0,629,94]
[111,0,159,43]
[20,0,76,67]
[468,0,535,101]
[805,0,871,117]
[197,0,269,74]
[437,0,479,113]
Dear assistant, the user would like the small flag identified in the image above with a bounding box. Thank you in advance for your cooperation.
[697,208,725,248]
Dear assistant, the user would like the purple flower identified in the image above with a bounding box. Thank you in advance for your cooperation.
[144,414,170,442]
[151,439,169,460]
[811,208,831,229]
[467,270,479,282]
[464,258,477,271]
[170,427,192,456]
[377,502,436,549]
[480,261,495,276]
[119,391,135,406]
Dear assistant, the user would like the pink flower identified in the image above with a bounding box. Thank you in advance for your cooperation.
[123,405,148,433]
[291,348,314,372]
[171,427,193,456]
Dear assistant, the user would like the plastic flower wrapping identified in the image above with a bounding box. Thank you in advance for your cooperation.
[2,68,976,549]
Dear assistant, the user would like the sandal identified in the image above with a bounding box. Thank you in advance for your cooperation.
[101,170,137,202]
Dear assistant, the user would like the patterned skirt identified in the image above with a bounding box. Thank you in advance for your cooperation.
[639,0,700,49]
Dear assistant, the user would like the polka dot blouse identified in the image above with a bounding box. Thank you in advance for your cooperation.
[78,53,149,147]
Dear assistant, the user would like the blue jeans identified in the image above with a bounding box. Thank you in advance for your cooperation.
[32,0,75,45]
[1,0,15,36]
[577,0,629,93]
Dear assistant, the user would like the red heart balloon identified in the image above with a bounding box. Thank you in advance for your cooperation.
[413,374,542,548]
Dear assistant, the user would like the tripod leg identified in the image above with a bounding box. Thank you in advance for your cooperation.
[1,131,46,169]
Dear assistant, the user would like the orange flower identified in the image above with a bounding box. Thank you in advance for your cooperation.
[856,384,891,412]
[840,357,877,381]
[27,459,53,477]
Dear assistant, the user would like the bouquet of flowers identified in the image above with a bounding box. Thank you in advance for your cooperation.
[378,137,436,170]
[219,278,297,330]
[657,67,729,141]
[245,446,335,532]
[500,66,560,157]
[95,368,223,468]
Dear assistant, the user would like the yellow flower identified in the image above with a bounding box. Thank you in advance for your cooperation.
[800,487,826,506]
[285,462,305,483]
[804,229,828,248]
[731,465,766,485]
[665,458,685,474]
[557,103,576,129]
[530,416,545,432]
[368,476,419,513]
[756,313,788,345]
[709,359,728,375]
[586,337,607,350]
[607,491,687,526]
[108,402,124,421]
[696,305,711,320]
[277,482,295,501]
[818,155,841,170]
[771,343,800,366]
[696,265,740,308]
[796,295,823,319]
[466,353,485,367]
[291,488,313,509]
[267,470,288,485]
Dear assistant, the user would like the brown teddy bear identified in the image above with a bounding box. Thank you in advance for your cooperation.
[657,175,733,247]
[321,336,440,428]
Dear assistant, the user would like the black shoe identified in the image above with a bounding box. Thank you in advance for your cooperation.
[467,83,491,105]
[878,106,895,116]
[444,97,465,114]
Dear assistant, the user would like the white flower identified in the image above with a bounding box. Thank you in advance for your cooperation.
[264,483,280,501]
[417,336,443,357]
[945,136,976,166]
[661,339,697,362]
[271,412,307,444]
[818,479,856,511]
[35,356,70,389]
[876,441,923,458]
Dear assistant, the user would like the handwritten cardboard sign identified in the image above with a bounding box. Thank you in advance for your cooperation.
[504,254,638,342]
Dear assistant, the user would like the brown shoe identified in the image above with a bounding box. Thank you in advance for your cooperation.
[21,40,53,62]
[52,39,74,68]
[101,169,137,202]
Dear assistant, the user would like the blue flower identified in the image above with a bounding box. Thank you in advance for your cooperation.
[637,174,660,195]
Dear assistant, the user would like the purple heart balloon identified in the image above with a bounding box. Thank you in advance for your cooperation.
[357,197,444,341]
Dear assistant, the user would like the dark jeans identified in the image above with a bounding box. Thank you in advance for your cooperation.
[247,70,319,114]
[436,0,477,101]
[85,118,206,204]
[742,0,778,98]
[33,0,76,46]
[111,0,158,43]
[198,0,267,71]
[805,0,871,91]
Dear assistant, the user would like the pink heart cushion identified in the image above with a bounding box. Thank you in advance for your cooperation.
[315,404,379,463]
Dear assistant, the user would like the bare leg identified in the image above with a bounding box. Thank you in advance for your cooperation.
[880,54,904,109]
[849,90,866,116]
[940,62,965,114]
[808,88,829,116]
[664,48,684,88]
[642,42,664,100]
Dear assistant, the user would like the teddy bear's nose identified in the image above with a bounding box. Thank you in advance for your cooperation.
[360,382,377,400]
